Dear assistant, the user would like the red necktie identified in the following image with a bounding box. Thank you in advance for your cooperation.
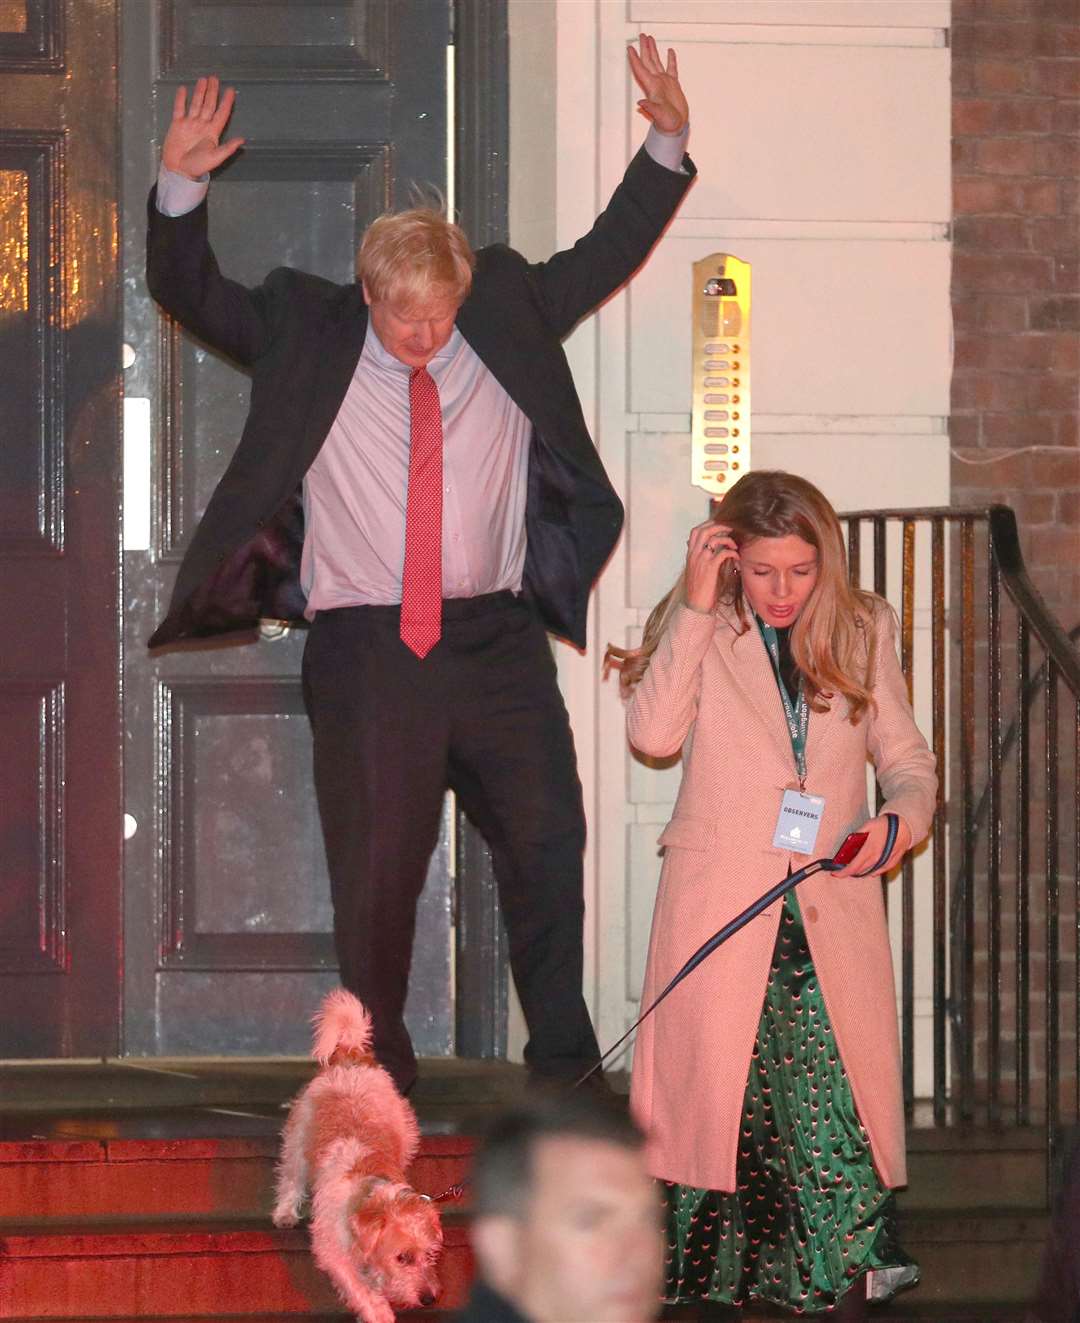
[400,367,443,658]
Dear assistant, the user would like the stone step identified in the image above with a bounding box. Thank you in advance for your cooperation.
[0,1217,473,1320]
[0,1135,474,1222]
[0,1207,1047,1319]
[903,1124,1047,1210]
[895,1209,1049,1305]
[3,1126,1051,1224]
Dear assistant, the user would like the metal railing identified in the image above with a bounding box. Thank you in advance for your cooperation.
[841,505,1080,1202]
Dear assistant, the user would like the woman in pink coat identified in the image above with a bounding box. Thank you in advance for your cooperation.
[613,472,937,1319]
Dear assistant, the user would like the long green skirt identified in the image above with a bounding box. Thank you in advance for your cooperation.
[662,893,918,1313]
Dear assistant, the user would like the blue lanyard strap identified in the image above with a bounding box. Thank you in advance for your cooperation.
[756,617,809,786]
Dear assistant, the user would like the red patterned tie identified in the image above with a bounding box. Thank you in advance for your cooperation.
[400,367,443,658]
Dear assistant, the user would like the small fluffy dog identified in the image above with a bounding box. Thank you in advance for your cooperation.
[272,989,443,1323]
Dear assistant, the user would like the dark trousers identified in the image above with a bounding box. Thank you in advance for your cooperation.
[301,591,601,1092]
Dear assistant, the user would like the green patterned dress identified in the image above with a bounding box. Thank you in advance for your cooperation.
[662,889,918,1312]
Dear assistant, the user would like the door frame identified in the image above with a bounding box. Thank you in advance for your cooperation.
[451,0,511,1060]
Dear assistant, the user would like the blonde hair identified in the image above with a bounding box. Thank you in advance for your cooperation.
[607,471,885,724]
[357,207,475,310]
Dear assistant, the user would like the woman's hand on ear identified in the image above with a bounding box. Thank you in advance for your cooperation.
[684,520,737,613]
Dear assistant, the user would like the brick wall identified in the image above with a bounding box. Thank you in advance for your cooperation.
[951,0,1080,629]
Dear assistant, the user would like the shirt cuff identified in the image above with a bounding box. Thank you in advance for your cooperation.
[644,121,690,175]
[156,162,210,217]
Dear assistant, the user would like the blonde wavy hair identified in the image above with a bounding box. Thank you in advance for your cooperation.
[607,470,885,724]
[357,206,475,311]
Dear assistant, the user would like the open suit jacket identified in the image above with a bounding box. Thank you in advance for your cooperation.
[145,146,695,649]
[627,603,938,1194]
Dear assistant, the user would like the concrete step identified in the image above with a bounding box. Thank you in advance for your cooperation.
[896,1208,1049,1305]
[4,1126,1051,1224]
[0,1135,474,1222]
[904,1124,1047,1210]
[0,1217,473,1319]
[663,1306,1030,1321]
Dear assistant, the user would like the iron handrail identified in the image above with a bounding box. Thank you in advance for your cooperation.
[841,503,1079,1210]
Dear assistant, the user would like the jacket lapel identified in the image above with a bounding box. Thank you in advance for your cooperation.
[715,607,798,777]
[296,285,369,475]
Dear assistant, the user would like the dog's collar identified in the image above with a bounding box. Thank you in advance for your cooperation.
[328,1044,378,1068]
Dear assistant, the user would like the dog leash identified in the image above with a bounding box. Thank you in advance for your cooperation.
[574,814,899,1089]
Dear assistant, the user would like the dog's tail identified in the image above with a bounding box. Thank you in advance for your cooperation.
[312,988,374,1066]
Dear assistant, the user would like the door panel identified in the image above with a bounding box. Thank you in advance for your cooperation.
[121,0,454,1055]
[0,0,123,1056]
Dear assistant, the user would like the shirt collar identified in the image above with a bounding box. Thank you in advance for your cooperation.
[362,318,463,377]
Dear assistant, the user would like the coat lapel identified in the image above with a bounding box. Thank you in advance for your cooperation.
[296,285,369,474]
[715,608,798,777]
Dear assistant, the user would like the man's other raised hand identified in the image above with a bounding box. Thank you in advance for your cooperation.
[162,76,245,180]
[627,33,689,136]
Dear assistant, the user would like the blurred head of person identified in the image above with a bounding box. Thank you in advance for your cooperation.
[468,1096,662,1323]
[609,470,886,725]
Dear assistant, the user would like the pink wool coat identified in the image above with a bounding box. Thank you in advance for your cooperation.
[627,602,937,1194]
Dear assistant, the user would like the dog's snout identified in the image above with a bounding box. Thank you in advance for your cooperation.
[420,1292,436,1308]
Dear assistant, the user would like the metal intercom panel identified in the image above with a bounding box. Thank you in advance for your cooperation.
[692,253,751,496]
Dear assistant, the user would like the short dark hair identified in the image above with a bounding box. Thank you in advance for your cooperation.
[470,1093,646,1218]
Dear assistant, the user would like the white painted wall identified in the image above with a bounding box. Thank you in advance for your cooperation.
[507,0,952,1087]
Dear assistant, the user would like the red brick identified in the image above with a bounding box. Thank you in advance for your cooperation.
[1012,490,1058,524]
[1059,491,1080,524]
[953,446,1035,487]
[954,215,1028,250]
[1030,218,1080,256]
[983,413,1064,447]
[954,176,1020,214]
[952,58,976,96]
[1034,137,1080,176]
[1031,297,1080,331]
[1025,374,1080,412]
[953,251,1055,294]
[952,21,1040,58]
[976,137,1039,174]
[949,417,983,449]
[953,137,979,171]
[1027,524,1080,569]
[952,337,986,373]
[1053,335,1080,372]
[984,334,1063,370]
[958,97,1055,135]
[1017,180,1064,215]
[952,371,1019,411]
[973,294,1031,332]
[974,0,1071,16]
[1054,256,1080,293]
[1032,58,1080,98]
[973,59,1032,95]
[1052,98,1080,132]
[1038,26,1080,58]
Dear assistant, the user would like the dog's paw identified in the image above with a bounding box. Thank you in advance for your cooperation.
[355,1302,395,1323]
[271,1202,302,1228]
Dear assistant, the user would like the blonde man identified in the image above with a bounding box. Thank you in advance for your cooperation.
[146,37,694,1094]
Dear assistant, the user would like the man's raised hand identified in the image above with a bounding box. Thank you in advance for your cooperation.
[162,76,245,180]
[627,33,689,135]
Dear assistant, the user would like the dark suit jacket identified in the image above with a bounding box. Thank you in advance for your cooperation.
[146,146,695,650]
[451,1279,531,1323]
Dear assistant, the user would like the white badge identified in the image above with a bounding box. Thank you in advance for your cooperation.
[772,788,826,855]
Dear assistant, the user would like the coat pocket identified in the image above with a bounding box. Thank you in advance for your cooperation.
[657,815,715,851]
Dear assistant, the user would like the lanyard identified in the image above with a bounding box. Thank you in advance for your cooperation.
[756,617,809,787]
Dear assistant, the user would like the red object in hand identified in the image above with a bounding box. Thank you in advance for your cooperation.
[831,832,868,867]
